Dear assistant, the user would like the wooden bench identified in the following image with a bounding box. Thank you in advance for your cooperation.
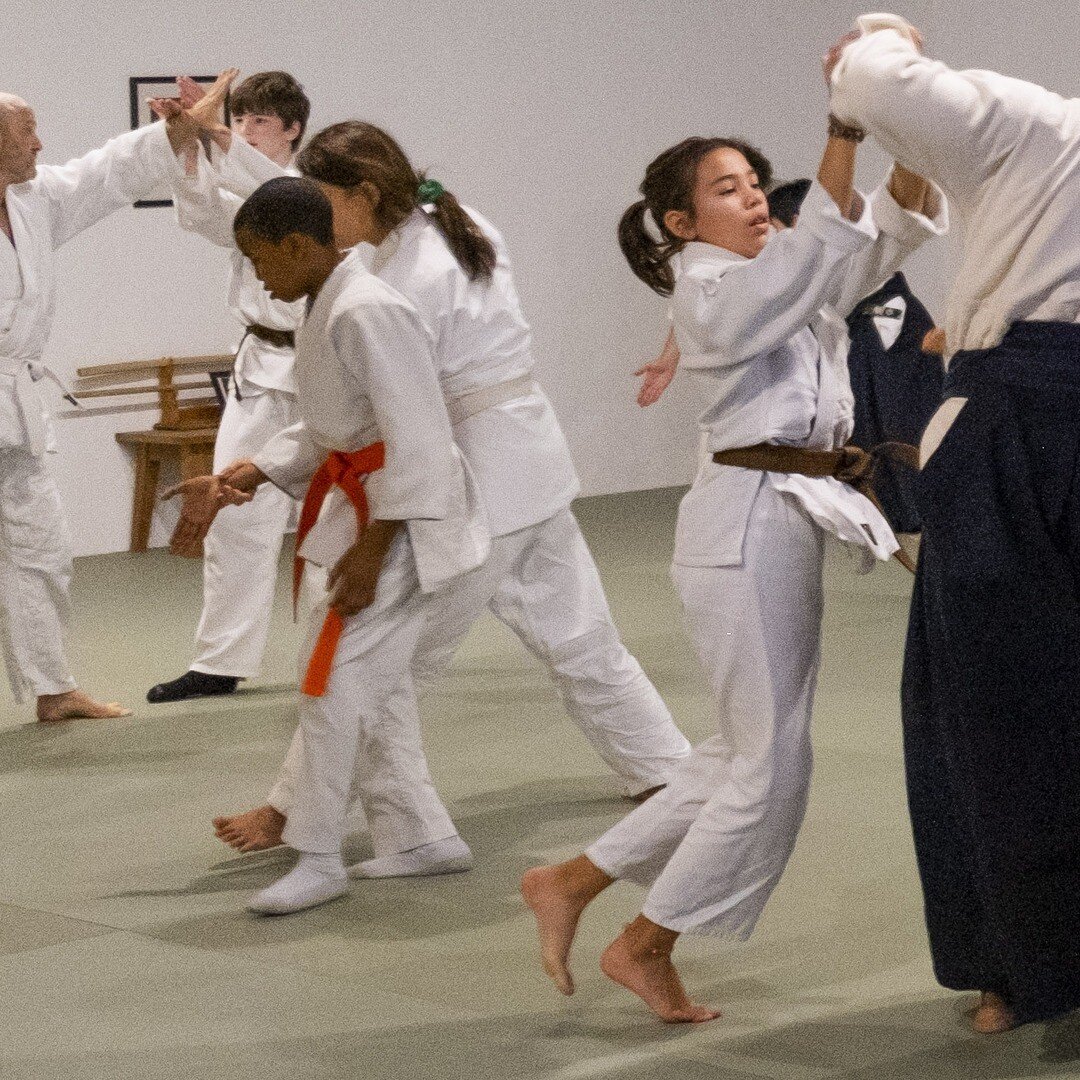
[74,354,232,552]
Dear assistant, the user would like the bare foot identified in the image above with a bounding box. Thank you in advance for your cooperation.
[212,805,286,853]
[521,859,611,996]
[36,690,132,722]
[600,927,721,1023]
[971,991,1014,1034]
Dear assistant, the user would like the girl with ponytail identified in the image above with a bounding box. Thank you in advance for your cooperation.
[216,121,692,878]
[523,122,947,1021]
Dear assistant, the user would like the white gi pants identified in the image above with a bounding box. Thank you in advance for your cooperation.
[269,507,691,853]
[0,447,77,701]
[282,530,455,856]
[587,486,824,937]
[191,386,297,678]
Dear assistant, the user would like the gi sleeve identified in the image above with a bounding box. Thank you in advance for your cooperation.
[33,122,176,248]
[832,176,949,316]
[337,297,456,523]
[830,24,1038,200]
[211,137,291,199]
[675,180,876,366]
[171,145,245,249]
[252,420,327,499]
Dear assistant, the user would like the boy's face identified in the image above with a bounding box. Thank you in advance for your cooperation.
[236,229,312,302]
[231,112,301,166]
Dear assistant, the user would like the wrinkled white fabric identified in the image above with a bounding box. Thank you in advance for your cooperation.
[190,385,298,677]
[588,487,824,935]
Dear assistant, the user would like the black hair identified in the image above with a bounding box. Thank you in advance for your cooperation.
[233,176,334,247]
[230,71,311,151]
[767,178,812,227]
[298,121,497,282]
[618,137,773,296]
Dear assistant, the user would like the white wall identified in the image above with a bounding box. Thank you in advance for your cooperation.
[8,0,1075,555]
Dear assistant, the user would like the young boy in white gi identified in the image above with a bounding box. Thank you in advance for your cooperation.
[0,85,209,721]
[147,72,311,704]
[170,176,486,914]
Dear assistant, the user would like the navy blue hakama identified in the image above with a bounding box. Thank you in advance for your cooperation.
[903,321,1080,1025]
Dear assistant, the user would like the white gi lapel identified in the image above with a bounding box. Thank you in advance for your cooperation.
[871,295,907,350]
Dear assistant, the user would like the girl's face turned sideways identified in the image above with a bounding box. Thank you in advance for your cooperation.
[318,182,382,250]
[665,148,771,260]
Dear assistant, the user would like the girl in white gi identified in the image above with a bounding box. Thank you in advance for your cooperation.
[210,121,693,867]
[0,86,205,721]
[171,175,486,914]
[522,124,945,1020]
[829,12,1080,1034]
[147,72,311,704]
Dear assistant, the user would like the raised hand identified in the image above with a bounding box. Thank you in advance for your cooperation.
[184,68,239,132]
[176,75,209,111]
[823,30,862,86]
[149,97,200,158]
[634,328,680,407]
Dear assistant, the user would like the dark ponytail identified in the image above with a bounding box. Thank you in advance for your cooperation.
[297,121,497,282]
[619,137,773,297]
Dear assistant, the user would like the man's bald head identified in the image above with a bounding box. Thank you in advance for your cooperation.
[0,94,40,186]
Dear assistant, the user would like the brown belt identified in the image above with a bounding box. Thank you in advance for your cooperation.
[246,323,296,349]
[711,442,919,573]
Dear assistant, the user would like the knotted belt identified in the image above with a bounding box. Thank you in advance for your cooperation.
[246,323,296,349]
[711,441,920,573]
[294,442,386,697]
[0,357,80,456]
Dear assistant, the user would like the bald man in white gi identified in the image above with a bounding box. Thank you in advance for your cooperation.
[0,89,194,720]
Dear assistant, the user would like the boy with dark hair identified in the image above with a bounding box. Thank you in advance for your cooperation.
[148,72,314,704]
[168,176,486,914]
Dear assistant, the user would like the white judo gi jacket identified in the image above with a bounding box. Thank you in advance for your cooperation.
[673,178,947,568]
[371,208,579,537]
[831,15,1080,355]
[171,143,304,395]
[0,122,173,453]
[252,250,488,592]
[210,137,581,537]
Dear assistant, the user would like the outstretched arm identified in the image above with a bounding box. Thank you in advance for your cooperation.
[828,19,1037,199]
[634,327,680,407]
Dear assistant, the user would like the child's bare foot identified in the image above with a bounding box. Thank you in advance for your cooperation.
[36,690,131,722]
[521,857,612,996]
[212,805,286,852]
[600,918,721,1024]
[971,991,1014,1034]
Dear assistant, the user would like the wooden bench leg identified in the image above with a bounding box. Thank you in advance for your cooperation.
[130,448,161,553]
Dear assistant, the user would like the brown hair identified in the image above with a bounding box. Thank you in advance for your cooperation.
[297,121,497,281]
[618,137,773,296]
[230,71,311,151]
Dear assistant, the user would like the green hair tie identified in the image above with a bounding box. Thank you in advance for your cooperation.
[417,179,445,205]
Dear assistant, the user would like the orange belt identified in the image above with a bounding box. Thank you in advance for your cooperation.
[294,442,386,697]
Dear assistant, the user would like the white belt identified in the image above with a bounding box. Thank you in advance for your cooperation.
[446,374,538,427]
[0,356,80,456]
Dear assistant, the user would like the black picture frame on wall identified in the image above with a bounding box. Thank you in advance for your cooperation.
[128,75,230,208]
